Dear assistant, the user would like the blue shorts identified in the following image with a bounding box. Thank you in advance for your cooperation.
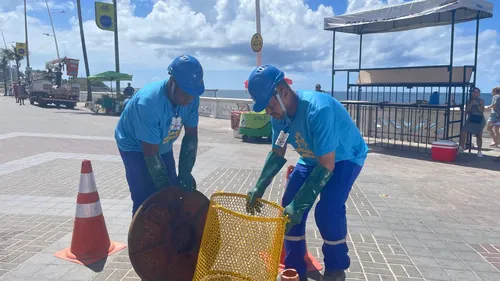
[119,150,180,215]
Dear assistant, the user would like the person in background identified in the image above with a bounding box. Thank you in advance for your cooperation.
[315,84,326,93]
[123,82,135,98]
[485,86,500,147]
[115,55,204,215]
[18,81,27,106]
[246,65,368,281]
[13,81,19,103]
[459,87,485,157]
[429,91,440,105]
[123,83,135,108]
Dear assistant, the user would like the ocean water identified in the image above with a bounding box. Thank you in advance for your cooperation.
[203,89,494,105]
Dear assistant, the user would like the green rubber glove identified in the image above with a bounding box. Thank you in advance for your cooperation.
[178,135,198,192]
[144,153,171,190]
[283,164,333,234]
[246,151,287,214]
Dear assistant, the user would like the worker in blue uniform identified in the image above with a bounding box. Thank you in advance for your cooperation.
[246,65,368,281]
[115,55,204,215]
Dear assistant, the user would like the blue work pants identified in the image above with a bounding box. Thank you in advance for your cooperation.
[119,150,180,215]
[282,160,362,276]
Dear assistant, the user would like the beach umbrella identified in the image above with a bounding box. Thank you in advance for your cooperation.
[88,71,133,93]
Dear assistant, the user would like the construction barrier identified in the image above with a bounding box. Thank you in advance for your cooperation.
[54,160,126,265]
[193,192,287,281]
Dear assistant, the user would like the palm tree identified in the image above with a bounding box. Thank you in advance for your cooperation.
[6,46,24,81]
[0,49,10,95]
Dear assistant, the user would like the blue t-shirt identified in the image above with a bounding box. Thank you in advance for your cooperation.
[272,91,368,167]
[115,79,199,154]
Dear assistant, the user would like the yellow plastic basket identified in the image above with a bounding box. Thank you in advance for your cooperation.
[193,192,288,281]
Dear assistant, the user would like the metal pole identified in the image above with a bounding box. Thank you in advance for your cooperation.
[1,29,14,91]
[76,0,92,102]
[331,31,335,97]
[255,0,262,66]
[45,0,60,61]
[356,34,363,128]
[113,0,120,94]
[24,0,30,68]
[472,13,480,86]
[446,11,456,139]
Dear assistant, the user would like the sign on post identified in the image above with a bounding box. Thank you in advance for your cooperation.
[251,33,263,53]
[95,2,115,32]
[15,42,26,56]
[66,58,80,77]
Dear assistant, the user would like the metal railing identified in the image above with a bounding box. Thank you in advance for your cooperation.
[331,65,475,152]
[341,101,464,152]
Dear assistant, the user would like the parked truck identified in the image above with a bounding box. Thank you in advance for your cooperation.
[28,57,80,109]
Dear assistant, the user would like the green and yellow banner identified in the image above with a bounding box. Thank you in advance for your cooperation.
[15,42,26,56]
[95,2,115,32]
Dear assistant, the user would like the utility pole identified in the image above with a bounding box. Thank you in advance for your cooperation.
[255,0,262,66]
[45,0,60,61]
[113,0,120,95]
[76,0,92,102]
[24,0,30,81]
[1,30,14,91]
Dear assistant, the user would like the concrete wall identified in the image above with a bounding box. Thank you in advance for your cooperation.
[81,91,254,120]
[198,97,253,119]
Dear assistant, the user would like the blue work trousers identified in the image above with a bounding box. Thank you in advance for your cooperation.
[282,160,362,276]
[119,150,180,215]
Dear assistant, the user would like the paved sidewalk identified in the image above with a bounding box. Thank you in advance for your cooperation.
[0,98,500,280]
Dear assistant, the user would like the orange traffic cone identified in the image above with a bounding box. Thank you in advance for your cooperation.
[279,165,323,272]
[54,160,127,265]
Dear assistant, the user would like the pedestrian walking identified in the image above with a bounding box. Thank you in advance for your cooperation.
[486,86,500,147]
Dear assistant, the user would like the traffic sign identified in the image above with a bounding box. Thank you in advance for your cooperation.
[251,33,263,53]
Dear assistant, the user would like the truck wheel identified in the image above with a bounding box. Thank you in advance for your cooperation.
[39,102,47,107]
[242,135,249,142]
[66,103,76,110]
[29,99,34,105]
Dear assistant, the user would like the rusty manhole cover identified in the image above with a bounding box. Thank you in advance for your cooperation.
[128,187,210,281]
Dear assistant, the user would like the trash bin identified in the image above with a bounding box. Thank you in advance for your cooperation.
[193,192,287,281]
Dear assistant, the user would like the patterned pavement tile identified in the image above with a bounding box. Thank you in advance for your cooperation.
[0,214,73,279]
[1,99,500,280]
[0,160,131,200]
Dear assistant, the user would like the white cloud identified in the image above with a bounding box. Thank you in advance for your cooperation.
[5,0,75,13]
[0,0,498,90]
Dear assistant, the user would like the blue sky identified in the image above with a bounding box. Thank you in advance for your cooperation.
[0,0,499,94]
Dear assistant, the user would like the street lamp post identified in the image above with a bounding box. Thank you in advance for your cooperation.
[24,0,30,83]
[255,0,262,66]
[113,0,120,95]
[45,0,60,61]
[76,0,92,102]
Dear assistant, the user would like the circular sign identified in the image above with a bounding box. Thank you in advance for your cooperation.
[18,49,25,55]
[251,33,263,53]
[99,15,113,29]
